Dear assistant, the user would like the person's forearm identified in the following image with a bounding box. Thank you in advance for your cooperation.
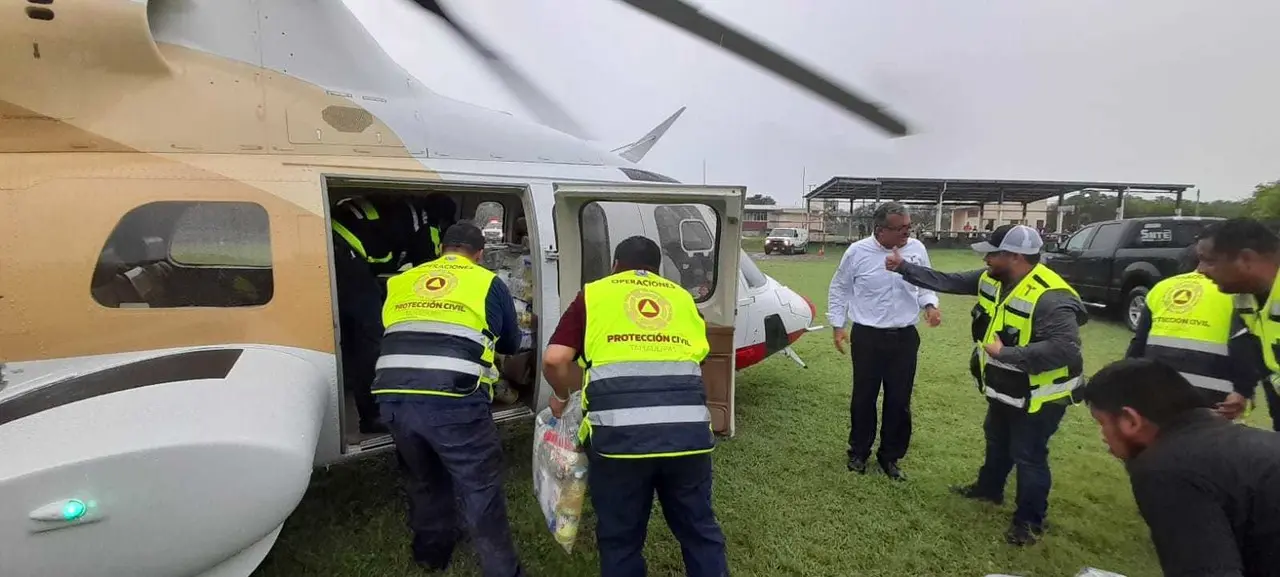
[545,363,582,398]
[896,263,983,296]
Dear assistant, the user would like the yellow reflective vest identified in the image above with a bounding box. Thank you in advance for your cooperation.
[1143,272,1238,401]
[579,269,713,459]
[332,197,394,266]
[372,254,500,400]
[972,264,1083,413]
[1233,271,1280,394]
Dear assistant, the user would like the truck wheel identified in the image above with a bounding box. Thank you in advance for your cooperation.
[799,244,807,254]
[1123,286,1149,332]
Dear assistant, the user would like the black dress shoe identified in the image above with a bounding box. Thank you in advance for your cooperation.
[847,456,868,474]
[949,483,1004,505]
[879,460,906,481]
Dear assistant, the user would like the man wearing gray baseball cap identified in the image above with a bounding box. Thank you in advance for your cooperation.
[885,224,1089,546]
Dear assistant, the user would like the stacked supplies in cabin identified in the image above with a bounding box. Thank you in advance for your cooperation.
[532,391,588,553]
[480,243,537,403]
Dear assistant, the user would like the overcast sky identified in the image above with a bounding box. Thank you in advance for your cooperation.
[345,0,1279,207]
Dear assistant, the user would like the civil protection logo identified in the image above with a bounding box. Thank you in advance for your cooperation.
[1163,280,1203,314]
[413,270,458,299]
[626,289,672,330]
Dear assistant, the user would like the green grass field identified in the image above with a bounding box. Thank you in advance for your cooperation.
[253,248,1274,577]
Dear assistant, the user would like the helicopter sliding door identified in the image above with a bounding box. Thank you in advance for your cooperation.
[553,183,744,437]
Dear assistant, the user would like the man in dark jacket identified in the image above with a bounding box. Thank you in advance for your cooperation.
[1082,357,1280,577]
[886,224,1089,546]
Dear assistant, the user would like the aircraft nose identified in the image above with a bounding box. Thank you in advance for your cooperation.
[778,284,815,328]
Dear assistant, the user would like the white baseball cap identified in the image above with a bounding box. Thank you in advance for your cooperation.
[971,224,1043,255]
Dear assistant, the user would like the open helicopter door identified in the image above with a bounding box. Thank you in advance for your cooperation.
[553,183,744,437]
[0,347,330,577]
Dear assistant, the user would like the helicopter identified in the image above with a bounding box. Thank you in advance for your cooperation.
[0,0,911,575]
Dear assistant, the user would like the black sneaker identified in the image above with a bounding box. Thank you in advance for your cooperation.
[949,483,1003,505]
[847,456,868,474]
[1005,522,1045,546]
[879,460,906,482]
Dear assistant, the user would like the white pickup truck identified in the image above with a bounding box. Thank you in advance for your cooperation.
[763,227,809,255]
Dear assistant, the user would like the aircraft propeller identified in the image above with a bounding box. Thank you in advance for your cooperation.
[406,0,911,138]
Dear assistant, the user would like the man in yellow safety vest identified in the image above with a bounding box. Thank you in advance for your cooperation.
[1194,218,1280,431]
[373,223,526,576]
[887,224,1088,546]
[1126,243,1262,419]
[543,235,729,577]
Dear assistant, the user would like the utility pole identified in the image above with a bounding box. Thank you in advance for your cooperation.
[702,159,707,184]
[1195,188,1201,216]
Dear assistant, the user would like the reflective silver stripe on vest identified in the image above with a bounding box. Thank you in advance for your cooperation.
[1030,377,1082,400]
[984,387,1025,408]
[587,405,712,427]
[384,321,489,346]
[1234,293,1256,310]
[979,283,998,300]
[1182,373,1234,393]
[1271,301,1280,317]
[982,350,1024,373]
[1146,335,1229,356]
[1007,297,1035,315]
[588,361,702,381]
[375,354,487,375]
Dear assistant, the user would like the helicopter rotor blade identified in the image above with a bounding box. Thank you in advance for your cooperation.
[405,0,593,140]
[614,0,910,137]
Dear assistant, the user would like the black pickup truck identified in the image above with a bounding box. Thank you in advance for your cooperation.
[1041,216,1224,331]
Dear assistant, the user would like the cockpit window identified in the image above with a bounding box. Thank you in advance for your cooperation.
[618,167,680,183]
[740,252,768,289]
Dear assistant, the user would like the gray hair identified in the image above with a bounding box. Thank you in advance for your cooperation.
[872,202,909,228]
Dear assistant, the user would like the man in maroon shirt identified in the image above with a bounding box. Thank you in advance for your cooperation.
[543,236,728,577]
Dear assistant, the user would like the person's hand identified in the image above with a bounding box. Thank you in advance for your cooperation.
[924,305,941,327]
[1214,392,1248,421]
[833,327,849,355]
[549,394,567,419]
[885,248,904,271]
[983,340,1003,357]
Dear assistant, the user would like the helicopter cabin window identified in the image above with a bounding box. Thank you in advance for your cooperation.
[654,204,718,302]
[580,202,612,284]
[90,201,273,309]
[475,201,506,244]
[578,201,719,302]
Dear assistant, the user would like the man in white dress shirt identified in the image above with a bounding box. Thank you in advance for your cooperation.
[827,202,941,481]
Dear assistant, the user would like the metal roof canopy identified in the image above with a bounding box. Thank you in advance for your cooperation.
[805,177,1196,206]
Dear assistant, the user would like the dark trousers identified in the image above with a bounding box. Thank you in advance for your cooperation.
[1265,383,1280,432]
[339,318,379,427]
[973,400,1067,528]
[380,401,525,577]
[848,323,920,463]
[587,450,729,577]
[334,250,384,429]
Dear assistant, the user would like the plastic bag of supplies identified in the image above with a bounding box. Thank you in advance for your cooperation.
[532,391,588,553]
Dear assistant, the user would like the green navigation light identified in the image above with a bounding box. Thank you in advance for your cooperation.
[61,499,87,521]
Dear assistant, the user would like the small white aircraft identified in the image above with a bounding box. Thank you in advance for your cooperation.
[0,1,910,576]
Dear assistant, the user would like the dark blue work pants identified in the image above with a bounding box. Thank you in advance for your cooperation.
[587,449,729,577]
[379,401,525,577]
[334,245,384,429]
[972,399,1067,528]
